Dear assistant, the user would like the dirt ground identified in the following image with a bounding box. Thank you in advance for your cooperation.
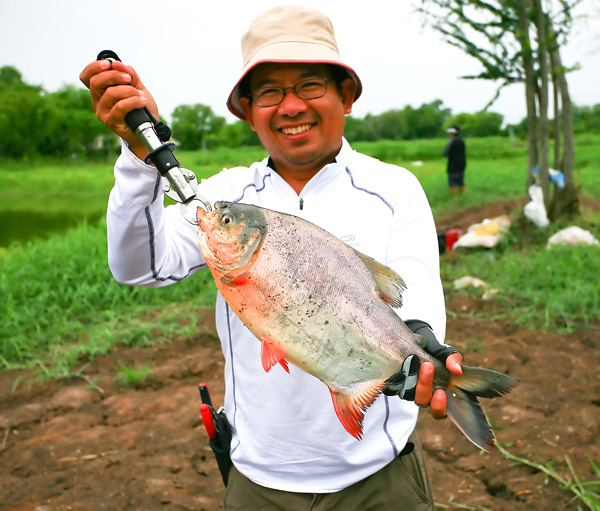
[2,200,599,511]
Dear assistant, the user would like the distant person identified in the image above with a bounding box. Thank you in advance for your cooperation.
[443,125,466,196]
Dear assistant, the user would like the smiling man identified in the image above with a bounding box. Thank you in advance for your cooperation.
[238,63,355,194]
[80,5,462,510]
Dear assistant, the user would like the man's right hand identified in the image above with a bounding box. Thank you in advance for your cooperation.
[79,59,159,161]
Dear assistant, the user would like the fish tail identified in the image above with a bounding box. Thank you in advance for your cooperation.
[445,366,518,451]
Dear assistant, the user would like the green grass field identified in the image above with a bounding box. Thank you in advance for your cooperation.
[1,135,599,378]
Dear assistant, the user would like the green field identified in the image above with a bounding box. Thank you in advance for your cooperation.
[1,135,599,379]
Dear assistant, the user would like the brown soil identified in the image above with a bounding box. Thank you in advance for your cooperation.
[1,200,599,511]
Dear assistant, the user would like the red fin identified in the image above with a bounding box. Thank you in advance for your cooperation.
[260,338,290,373]
[380,293,395,305]
[329,383,385,440]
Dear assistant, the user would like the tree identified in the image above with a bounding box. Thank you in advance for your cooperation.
[0,66,45,158]
[40,85,118,158]
[171,104,225,151]
[343,115,364,142]
[0,66,28,89]
[545,12,578,218]
[448,111,504,137]
[572,103,600,133]
[219,120,260,147]
[418,0,581,221]
[0,67,116,159]
[413,100,453,138]
[344,100,453,141]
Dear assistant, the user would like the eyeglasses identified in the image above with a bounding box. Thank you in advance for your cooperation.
[249,78,330,107]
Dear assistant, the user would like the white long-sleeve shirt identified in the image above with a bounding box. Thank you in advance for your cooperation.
[107,138,446,493]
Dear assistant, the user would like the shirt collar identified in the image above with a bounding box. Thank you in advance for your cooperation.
[266,138,352,172]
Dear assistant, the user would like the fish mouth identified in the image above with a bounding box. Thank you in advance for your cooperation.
[196,205,210,224]
[196,205,220,234]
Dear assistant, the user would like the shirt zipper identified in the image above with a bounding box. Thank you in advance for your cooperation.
[299,198,304,210]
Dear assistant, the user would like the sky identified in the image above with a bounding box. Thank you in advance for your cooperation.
[2,0,599,127]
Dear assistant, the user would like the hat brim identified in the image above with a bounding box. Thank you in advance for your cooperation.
[227,41,362,121]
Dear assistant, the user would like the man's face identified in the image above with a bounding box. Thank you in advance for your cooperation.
[240,63,356,181]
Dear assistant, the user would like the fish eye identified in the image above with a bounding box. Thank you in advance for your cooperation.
[221,214,234,225]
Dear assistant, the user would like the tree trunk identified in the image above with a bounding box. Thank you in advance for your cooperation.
[547,19,579,220]
[533,0,551,210]
[551,71,561,171]
[515,0,539,190]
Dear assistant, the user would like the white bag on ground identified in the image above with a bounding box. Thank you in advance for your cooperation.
[547,226,600,248]
[453,215,511,249]
[523,184,549,228]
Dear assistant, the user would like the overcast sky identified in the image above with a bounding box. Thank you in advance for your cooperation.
[2,0,599,127]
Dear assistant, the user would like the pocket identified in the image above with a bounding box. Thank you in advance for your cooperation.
[222,464,236,507]
[397,446,433,506]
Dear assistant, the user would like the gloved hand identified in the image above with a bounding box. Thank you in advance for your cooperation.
[406,319,462,364]
[383,319,462,401]
[383,353,420,399]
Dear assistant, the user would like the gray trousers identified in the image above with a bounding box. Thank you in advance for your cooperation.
[223,431,434,511]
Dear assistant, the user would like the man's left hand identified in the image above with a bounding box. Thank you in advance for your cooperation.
[414,353,463,420]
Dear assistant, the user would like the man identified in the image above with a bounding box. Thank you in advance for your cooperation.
[81,5,462,510]
[443,125,467,195]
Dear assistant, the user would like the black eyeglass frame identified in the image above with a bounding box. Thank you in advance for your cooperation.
[248,78,331,107]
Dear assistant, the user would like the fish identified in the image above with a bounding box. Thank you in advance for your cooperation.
[196,201,518,451]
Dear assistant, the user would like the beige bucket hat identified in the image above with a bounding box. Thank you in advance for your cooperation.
[227,5,363,121]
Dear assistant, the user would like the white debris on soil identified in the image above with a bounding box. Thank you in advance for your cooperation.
[453,276,499,301]
[453,215,511,249]
[547,226,600,248]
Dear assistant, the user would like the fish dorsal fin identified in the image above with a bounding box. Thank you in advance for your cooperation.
[329,382,386,440]
[260,337,290,373]
[352,249,406,308]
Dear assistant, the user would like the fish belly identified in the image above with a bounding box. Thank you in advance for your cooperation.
[214,214,416,391]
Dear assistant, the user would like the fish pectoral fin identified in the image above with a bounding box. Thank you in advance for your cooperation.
[260,337,290,374]
[329,383,385,440]
[351,248,406,308]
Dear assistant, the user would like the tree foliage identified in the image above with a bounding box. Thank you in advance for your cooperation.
[345,100,454,141]
[170,104,225,150]
[218,120,261,148]
[451,111,504,136]
[1,64,600,163]
[0,66,116,160]
[572,104,600,133]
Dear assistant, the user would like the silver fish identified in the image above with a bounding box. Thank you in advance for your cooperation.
[197,201,517,450]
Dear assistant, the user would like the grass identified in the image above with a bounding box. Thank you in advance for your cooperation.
[357,136,600,332]
[1,136,599,507]
[1,134,599,377]
[495,442,600,511]
[2,135,597,220]
[433,443,600,510]
[442,241,600,332]
[0,219,217,378]
[116,362,151,387]
[354,134,600,216]
[0,147,267,246]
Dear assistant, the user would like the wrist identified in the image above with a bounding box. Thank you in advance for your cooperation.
[126,140,150,163]
[406,319,462,362]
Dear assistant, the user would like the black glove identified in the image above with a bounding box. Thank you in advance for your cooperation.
[383,353,420,399]
[406,319,462,364]
[383,319,462,401]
